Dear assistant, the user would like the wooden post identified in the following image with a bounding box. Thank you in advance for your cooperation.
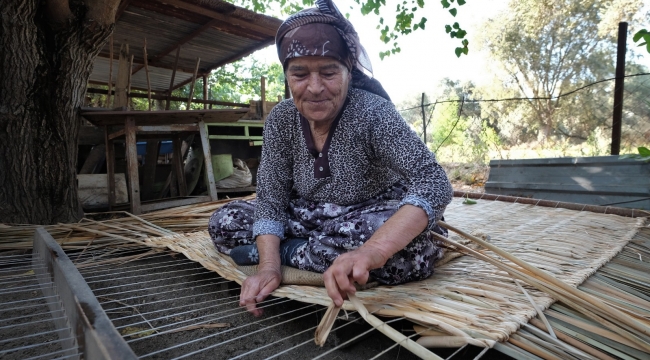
[260,76,266,119]
[107,35,113,108]
[166,47,181,110]
[127,54,134,109]
[124,117,141,214]
[114,43,130,109]
[203,75,208,110]
[187,57,201,109]
[421,93,427,144]
[199,120,218,200]
[104,126,116,210]
[143,38,152,111]
[611,22,627,155]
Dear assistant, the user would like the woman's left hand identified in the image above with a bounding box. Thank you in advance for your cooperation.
[323,246,386,307]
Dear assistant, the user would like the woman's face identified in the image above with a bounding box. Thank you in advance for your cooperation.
[286,57,351,124]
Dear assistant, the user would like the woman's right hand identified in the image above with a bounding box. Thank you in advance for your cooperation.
[239,267,281,317]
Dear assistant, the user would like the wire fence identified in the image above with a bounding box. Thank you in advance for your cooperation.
[398,73,650,164]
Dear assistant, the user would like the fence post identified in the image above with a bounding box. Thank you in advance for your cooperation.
[611,22,627,155]
[421,93,426,144]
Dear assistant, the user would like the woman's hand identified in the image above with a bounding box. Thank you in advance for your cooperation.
[240,234,282,316]
[323,245,387,307]
[239,267,281,317]
[323,205,429,307]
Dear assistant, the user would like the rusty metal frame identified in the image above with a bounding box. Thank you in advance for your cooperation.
[32,228,137,360]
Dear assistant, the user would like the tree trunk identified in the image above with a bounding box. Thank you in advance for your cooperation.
[0,0,119,224]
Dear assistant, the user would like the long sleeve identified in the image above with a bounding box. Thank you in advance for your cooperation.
[369,101,453,229]
[252,105,295,239]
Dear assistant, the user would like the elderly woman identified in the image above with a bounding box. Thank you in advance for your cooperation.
[208,0,452,316]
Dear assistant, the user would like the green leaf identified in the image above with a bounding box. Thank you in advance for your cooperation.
[638,146,650,156]
[457,0,466,5]
[462,198,477,205]
[417,0,424,7]
[441,0,450,8]
[456,29,467,38]
[453,22,459,29]
[445,24,452,33]
[455,47,463,57]
[633,29,649,42]
[449,8,457,16]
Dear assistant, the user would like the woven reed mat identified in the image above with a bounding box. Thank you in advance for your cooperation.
[137,198,646,343]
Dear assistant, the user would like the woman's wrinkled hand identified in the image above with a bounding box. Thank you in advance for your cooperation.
[239,268,281,317]
[323,246,387,307]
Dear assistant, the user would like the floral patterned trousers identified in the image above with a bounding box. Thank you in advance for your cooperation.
[208,183,447,285]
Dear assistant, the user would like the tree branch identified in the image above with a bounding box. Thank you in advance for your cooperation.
[46,0,74,30]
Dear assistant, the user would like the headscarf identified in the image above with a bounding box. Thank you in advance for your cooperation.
[276,0,391,101]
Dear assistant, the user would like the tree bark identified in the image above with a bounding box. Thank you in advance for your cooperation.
[0,0,119,224]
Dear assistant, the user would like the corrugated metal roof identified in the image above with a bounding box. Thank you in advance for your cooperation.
[88,0,282,92]
[485,156,650,210]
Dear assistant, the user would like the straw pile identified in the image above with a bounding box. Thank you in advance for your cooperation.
[131,198,646,346]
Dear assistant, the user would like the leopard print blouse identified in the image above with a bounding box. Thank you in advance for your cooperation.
[253,88,453,239]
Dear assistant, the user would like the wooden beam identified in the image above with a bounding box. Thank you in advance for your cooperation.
[132,19,218,75]
[114,0,133,21]
[165,46,181,110]
[159,0,277,37]
[104,127,116,209]
[203,75,208,110]
[187,58,201,109]
[86,87,249,107]
[198,120,218,201]
[124,117,142,214]
[143,38,152,110]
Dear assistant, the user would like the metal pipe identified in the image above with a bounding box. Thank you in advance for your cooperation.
[611,22,627,155]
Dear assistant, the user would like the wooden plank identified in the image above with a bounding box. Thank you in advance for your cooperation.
[108,128,126,140]
[142,141,160,201]
[33,228,138,360]
[187,57,201,109]
[124,117,142,214]
[172,137,188,196]
[78,173,129,208]
[166,46,181,110]
[198,120,218,201]
[114,43,130,108]
[140,196,211,212]
[104,127,116,209]
[86,88,249,108]
[81,108,248,126]
[136,125,198,132]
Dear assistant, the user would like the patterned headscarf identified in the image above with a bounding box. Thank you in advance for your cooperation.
[276,0,391,101]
